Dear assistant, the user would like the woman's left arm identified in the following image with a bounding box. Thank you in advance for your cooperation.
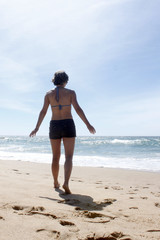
[29,94,50,137]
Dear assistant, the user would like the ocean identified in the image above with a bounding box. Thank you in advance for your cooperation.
[0,136,160,172]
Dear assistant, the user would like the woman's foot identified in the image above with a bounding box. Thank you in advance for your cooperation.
[62,184,71,194]
[54,182,60,189]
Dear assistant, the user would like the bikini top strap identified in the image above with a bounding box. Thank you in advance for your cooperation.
[55,87,59,102]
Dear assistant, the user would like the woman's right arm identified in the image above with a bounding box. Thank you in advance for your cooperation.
[71,91,96,134]
[29,94,50,137]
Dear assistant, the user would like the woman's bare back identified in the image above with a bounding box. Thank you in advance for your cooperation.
[47,87,74,120]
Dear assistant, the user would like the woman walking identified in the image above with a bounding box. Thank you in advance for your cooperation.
[30,71,95,194]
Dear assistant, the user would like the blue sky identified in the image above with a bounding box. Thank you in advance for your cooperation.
[0,0,160,136]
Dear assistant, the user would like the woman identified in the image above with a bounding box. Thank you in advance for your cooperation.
[30,71,96,194]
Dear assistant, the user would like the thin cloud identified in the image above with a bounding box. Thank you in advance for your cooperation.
[0,57,38,92]
[0,98,34,113]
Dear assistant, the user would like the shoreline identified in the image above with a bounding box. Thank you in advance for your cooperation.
[0,160,160,240]
[1,135,160,173]
[0,158,160,174]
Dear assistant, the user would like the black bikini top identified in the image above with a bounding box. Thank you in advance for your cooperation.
[51,87,71,110]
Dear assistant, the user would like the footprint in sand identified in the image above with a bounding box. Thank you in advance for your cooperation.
[27,210,57,219]
[151,192,160,197]
[84,231,131,240]
[71,179,83,183]
[112,186,123,190]
[36,229,60,238]
[59,220,79,233]
[82,211,105,218]
[110,231,127,238]
[0,216,5,220]
[12,205,45,212]
[155,202,160,208]
[12,169,29,175]
[59,220,75,226]
[12,205,57,219]
[12,169,22,174]
[128,188,139,192]
[127,192,137,195]
[95,181,103,184]
[76,210,116,223]
[140,197,148,200]
[129,207,138,209]
[12,205,25,211]
[147,230,160,232]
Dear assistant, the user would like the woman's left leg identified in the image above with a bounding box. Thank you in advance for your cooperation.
[62,137,75,194]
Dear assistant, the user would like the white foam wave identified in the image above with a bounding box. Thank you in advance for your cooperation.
[0,151,53,163]
[110,139,143,144]
[0,151,160,172]
[80,138,149,145]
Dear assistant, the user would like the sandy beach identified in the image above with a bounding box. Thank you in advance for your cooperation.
[0,160,160,240]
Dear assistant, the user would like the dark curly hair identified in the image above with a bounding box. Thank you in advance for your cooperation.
[52,71,69,86]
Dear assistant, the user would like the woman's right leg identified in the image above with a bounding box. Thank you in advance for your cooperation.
[50,139,61,188]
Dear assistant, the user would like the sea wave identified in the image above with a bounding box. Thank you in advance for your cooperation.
[0,150,160,172]
[80,138,150,146]
[110,139,149,145]
[1,136,160,172]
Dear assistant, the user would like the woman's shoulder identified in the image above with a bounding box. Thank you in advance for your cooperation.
[63,88,76,95]
[46,89,55,95]
[66,87,76,93]
[44,90,54,101]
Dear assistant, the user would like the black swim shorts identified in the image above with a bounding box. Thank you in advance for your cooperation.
[49,119,76,139]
